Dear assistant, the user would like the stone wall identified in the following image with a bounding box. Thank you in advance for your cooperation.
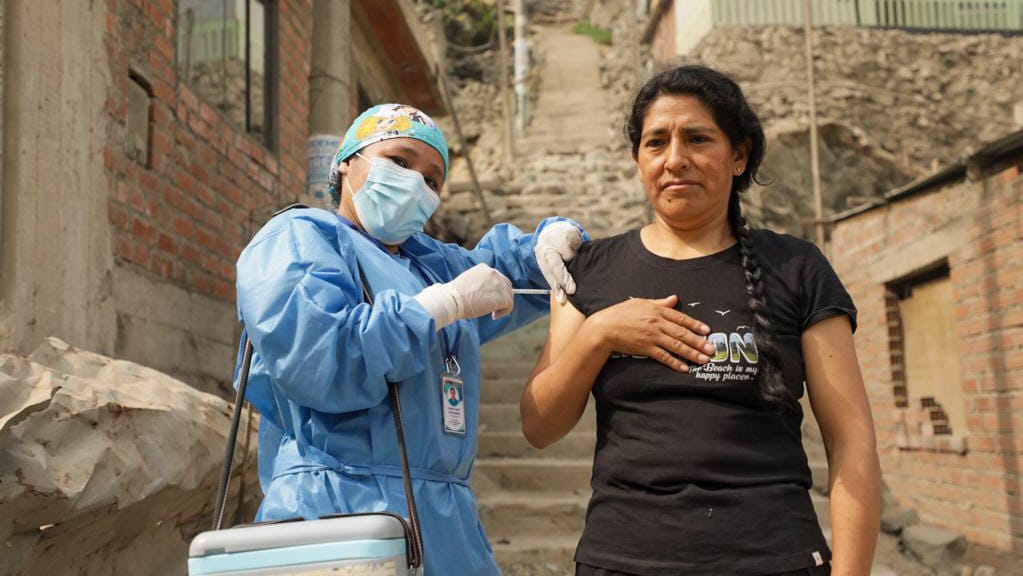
[430,7,1023,243]
[689,25,1023,169]
[679,25,1023,235]
[830,163,1023,571]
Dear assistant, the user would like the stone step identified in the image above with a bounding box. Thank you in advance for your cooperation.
[481,377,529,404]
[478,430,596,460]
[810,459,829,495]
[480,361,537,381]
[525,126,611,141]
[811,491,830,531]
[480,349,543,364]
[516,159,631,170]
[481,333,548,362]
[517,140,605,155]
[804,440,827,462]
[493,536,578,576]
[479,492,589,541]
[517,181,630,196]
[523,128,609,143]
[474,458,593,493]
[533,97,610,110]
[479,402,596,433]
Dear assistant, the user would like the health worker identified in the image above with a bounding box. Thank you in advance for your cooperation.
[234,103,586,575]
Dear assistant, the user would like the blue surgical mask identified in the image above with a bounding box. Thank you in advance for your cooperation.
[346,153,441,245]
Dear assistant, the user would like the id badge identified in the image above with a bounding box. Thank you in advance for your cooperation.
[441,375,466,436]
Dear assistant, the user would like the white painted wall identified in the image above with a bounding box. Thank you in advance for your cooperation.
[676,0,715,55]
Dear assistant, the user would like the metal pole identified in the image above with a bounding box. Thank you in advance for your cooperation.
[803,0,825,248]
[629,2,642,85]
[513,0,529,136]
[496,0,514,164]
[308,0,351,134]
[307,0,351,206]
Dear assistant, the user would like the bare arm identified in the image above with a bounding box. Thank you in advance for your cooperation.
[803,315,881,576]
[521,294,714,449]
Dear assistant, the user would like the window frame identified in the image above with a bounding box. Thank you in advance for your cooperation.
[176,0,276,150]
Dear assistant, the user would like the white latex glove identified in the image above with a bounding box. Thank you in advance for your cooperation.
[534,221,583,303]
[414,263,514,330]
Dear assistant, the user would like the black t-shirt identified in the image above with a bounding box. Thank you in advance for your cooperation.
[567,228,856,576]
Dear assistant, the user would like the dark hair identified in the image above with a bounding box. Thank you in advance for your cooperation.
[327,155,352,211]
[626,65,795,413]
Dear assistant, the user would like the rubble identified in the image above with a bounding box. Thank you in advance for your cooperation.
[901,524,970,575]
[0,338,258,576]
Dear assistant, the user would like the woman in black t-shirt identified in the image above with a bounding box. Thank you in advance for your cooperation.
[520,66,880,576]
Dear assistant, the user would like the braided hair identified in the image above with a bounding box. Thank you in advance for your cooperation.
[626,65,796,413]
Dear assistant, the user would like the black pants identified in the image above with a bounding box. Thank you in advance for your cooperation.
[576,563,832,576]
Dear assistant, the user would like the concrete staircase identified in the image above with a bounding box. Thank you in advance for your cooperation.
[474,319,594,575]
[519,26,611,152]
[484,24,648,240]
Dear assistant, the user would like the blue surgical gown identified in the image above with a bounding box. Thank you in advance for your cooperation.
[234,208,581,575]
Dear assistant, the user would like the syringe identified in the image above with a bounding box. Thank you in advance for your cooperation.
[511,288,551,295]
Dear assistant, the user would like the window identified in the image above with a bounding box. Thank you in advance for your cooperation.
[177,0,273,146]
[126,72,152,167]
[888,262,968,449]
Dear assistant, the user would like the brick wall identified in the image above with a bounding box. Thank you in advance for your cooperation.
[103,0,310,303]
[97,0,311,394]
[831,164,1023,568]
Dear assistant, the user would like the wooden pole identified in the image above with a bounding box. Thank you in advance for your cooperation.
[497,0,514,164]
[803,0,826,249]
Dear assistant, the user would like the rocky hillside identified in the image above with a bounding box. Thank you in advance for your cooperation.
[684,25,1023,236]
[435,1,1023,241]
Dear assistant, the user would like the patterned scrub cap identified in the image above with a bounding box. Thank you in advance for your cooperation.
[327,104,449,196]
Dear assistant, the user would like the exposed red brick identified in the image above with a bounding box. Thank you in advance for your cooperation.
[106,0,309,303]
[172,216,194,240]
[130,218,157,243]
[832,170,1023,557]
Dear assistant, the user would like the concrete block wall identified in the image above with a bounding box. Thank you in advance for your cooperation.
[830,165,1023,570]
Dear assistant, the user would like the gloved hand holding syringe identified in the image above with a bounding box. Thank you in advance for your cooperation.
[415,265,553,330]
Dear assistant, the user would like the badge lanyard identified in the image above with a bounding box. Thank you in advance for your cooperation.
[405,252,467,437]
[337,215,466,436]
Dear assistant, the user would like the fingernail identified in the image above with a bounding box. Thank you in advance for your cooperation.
[697,354,709,363]
[679,364,690,372]
[703,343,715,353]
[700,324,711,334]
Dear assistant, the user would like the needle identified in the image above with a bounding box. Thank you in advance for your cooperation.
[511,288,551,295]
